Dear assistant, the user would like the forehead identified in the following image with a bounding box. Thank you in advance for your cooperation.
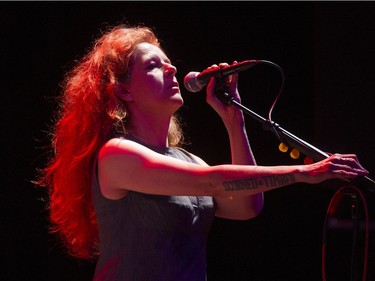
[132,42,168,61]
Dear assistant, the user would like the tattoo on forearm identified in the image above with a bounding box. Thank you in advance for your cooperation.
[223,174,296,191]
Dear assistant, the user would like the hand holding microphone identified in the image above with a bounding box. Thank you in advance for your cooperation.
[195,62,248,126]
[183,60,259,92]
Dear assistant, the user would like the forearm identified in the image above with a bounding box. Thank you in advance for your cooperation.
[215,112,262,219]
[224,113,256,166]
[208,153,368,198]
[209,165,299,198]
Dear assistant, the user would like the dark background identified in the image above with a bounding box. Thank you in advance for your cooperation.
[1,2,375,281]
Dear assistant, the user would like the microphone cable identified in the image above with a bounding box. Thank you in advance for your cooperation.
[261,60,286,144]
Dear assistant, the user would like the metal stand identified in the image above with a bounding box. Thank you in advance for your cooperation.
[213,69,374,281]
[214,84,375,193]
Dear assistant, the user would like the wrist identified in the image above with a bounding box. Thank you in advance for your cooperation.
[293,165,311,184]
[223,111,246,131]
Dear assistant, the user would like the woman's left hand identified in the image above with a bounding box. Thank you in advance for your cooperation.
[206,62,244,125]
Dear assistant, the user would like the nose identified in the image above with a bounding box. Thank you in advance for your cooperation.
[164,62,177,76]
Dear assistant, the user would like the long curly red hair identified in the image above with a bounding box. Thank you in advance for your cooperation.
[38,25,184,260]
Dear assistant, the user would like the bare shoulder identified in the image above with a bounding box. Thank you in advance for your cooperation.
[99,137,146,158]
[97,138,151,199]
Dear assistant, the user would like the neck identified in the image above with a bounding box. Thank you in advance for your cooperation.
[127,114,171,148]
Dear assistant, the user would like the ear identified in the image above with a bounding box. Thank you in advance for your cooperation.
[115,82,134,102]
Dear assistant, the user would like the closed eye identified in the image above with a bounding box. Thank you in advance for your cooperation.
[146,61,158,70]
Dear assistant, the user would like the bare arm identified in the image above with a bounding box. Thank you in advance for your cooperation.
[98,138,368,201]
[204,66,263,220]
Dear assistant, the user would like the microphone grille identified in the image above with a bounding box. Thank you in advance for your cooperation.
[183,72,202,93]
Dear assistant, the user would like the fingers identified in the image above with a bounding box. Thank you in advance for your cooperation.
[205,62,242,117]
[206,62,239,90]
[331,154,364,169]
[206,73,217,96]
[221,61,239,89]
[328,153,369,178]
[206,64,219,91]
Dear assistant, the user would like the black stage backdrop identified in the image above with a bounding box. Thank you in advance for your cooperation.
[1,2,375,281]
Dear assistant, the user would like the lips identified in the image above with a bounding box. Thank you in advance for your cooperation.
[169,81,180,89]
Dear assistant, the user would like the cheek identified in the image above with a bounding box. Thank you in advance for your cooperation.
[130,82,162,103]
[141,77,164,94]
[128,72,165,98]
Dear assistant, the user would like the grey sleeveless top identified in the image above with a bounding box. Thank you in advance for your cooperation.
[92,138,216,281]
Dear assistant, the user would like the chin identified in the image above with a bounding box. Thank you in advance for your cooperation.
[174,100,184,110]
[170,99,183,114]
[172,93,184,105]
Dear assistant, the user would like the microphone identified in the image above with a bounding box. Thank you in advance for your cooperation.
[183,60,258,92]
